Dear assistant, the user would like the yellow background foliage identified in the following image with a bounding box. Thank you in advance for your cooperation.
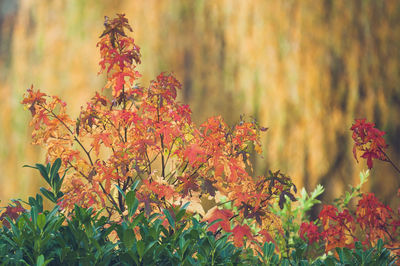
[1,0,399,209]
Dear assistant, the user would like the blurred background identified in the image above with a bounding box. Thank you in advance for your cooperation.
[1,0,400,211]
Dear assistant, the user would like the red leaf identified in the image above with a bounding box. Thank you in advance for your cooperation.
[361,151,378,169]
[203,207,233,233]
[351,118,388,169]
[232,224,253,247]
[258,229,274,243]
[299,222,320,244]
[0,201,26,228]
[184,143,206,166]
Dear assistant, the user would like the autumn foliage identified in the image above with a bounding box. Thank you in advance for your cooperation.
[351,119,388,169]
[22,14,297,248]
[298,119,400,257]
[300,192,400,256]
[18,14,400,261]
[0,201,26,228]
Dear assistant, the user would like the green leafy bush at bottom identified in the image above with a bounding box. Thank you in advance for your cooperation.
[1,197,396,265]
[0,160,397,265]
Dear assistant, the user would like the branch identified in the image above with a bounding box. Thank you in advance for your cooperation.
[380,148,400,175]
[41,104,94,166]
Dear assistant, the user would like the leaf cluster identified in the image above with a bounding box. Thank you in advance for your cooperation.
[1,160,398,265]
[0,161,246,265]
[21,13,298,249]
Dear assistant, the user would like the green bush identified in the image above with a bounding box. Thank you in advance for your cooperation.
[0,159,397,265]
[0,160,251,265]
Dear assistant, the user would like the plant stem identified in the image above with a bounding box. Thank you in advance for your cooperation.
[380,148,400,175]
[43,105,94,166]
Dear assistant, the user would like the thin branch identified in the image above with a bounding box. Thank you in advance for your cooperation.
[98,182,122,215]
[380,148,400,175]
[104,116,125,143]
[41,105,94,166]
[164,137,177,166]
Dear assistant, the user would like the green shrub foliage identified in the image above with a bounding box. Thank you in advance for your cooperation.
[1,159,398,265]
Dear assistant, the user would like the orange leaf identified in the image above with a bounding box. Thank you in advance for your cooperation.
[184,143,206,166]
[232,224,253,247]
[203,207,233,233]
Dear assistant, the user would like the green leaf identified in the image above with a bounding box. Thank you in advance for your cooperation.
[131,180,140,191]
[264,242,275,258]
[23,164,37,169]
[26,164,50,185]
[39,164,51,185]
[36,255,44,266]
[147,213,162,222]
[130,212,145,228]
[35,254,52,266]
[176,202,190,222]
[53,175,62,194]
[163,209,175,229]
[125,191,135,207]
[376,238,383,251]
[324,257,337,266]
[40,187,56,203]
[123,229,136,249]
[206,219,222,230]
[37,213,46,231]
[336,248,346,263]
[343,248,353,262]
[56,191,64,199]
[137,240,145,259]
[114,184,126,199]
[50,158,61,181]
[126,191,138,217]
[30,206,38,226]
[28,194,44,213]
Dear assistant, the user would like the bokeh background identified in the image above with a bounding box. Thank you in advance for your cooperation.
[1,0,400,211]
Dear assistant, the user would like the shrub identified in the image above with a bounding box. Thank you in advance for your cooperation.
[21,13,297,249]
[2,13,399,265]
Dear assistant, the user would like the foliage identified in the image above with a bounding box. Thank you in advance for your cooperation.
[21,14,297,249]
[9,11,400,265]
[0,162,253,265]
[23,158,66,204]
[351,119,388,169]
[299,170,400,260]
[351,119,400,174]
[0,161,245,265]
[333,170,369,210]
[1,161,397,265]
[268,182,325,260]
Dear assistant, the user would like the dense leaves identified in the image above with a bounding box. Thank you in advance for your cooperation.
[1,164,398,265]
[14,13,400,264]
[21,14,298,249]
[299,184,400,258]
